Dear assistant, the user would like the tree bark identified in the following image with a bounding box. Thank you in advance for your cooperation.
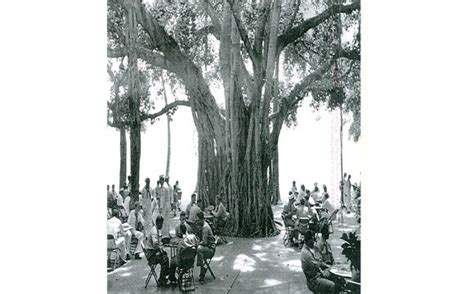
[126,0,141,205]
[119,127,127,189]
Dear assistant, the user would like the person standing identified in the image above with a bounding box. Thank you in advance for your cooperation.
[344,174,352,211]
[159,175,172,237]
[297,184,306,204]
[141,178,154,235]
[185,193,197,219]
[291,181,298,195]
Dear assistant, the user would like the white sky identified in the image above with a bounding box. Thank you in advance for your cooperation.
[104,91,361,208]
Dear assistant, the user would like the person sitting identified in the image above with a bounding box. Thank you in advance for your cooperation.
[185,193,197,219]
[143,215,172,286]
[168,223,199,283]
[296,198,311,219]
[175,211,192,239]
[300,231,335,294]
[188,198,202,224]
[195,211,216,284]
[125,202,146,260]
[107,209,128,265]
[212,194,228,226]
[283,192,298,245]
[297,184,306,204]
[320,193,335,219]
[316,223,334,266]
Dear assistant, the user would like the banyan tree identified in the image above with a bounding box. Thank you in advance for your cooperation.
[107,0,360,237]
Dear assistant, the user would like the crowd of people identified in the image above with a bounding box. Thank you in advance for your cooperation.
[282,178,361,293]
[107,175,230,286]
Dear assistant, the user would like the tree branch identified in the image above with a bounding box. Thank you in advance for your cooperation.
[199,0,222,36]
[141,100,190,121]
[227,0,258,66]
[277,0,360,52]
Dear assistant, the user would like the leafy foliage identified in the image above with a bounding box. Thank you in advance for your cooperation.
[340,231,361,271]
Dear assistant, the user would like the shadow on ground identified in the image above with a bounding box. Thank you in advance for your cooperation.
[108,205,359,293]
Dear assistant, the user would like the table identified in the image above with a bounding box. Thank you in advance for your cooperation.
[329,267,352,279]
[164,237,180,258]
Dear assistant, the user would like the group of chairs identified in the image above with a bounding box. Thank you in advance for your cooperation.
[283,208,339,248]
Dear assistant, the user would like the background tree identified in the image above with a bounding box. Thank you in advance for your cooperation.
[107,0,360,236]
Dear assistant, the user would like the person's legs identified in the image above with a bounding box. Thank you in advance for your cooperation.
[315,277,335,294]
[115,237,127,260]
[168,256,178,282]
[157,252,170,282]
[197,246,214,281]
[124,231,132,257]
[134,231,145,254]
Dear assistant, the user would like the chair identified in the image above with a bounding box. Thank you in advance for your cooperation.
[142,243,159,288]
[201,238,218,280]
[282,213,295,247]
[107,234,120,272]
[177,246,198,292]
[213,213,230,244]
[129,235,139,255]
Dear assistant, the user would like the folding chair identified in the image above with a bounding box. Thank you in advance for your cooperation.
[201,239,218,280]
[282,214,295,247]
[177,246,197,292]
[142,244,159,288]
[107,234,120,272]
[129,235,138,255]
[213,213,229,244]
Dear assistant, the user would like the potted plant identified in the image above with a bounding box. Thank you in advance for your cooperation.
[341,231,361,282]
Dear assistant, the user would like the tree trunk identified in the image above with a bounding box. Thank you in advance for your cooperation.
[119,127,127,189]
[271,146,281,205]
[161,74,171,177]
[126,1,141,205]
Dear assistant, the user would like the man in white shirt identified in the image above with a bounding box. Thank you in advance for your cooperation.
[123,187,131,215]
[126,202,145,259]
[107,209,128,263]
[162,176,173,235]
[188,198,202,224]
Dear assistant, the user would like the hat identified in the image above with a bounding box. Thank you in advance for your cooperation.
[289,194,295,200]
[159,175,164,179]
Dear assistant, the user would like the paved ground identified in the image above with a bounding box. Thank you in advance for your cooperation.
[108,205,360,293]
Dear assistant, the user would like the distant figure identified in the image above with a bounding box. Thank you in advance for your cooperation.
[291,181,298,195]
[107,185,116,212]
[282,192,297,245]
[344,174,352,210]
[297,184,306,204]
[153,180,162,211]
[296,198,311,219]
[311,182,322,203]
[123,186,131,214]
[301,231,335,294]
[212,194,228,224]
[141,178,153,235]
[321,193,334,219]
[185,193,197,219]
[173,180,182,212]
[161,175,173,237]
[189,198,203,224]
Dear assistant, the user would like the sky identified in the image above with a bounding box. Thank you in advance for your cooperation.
[104,90,361,208]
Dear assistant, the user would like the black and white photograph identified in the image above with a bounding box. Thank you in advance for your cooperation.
[106,0,360,293]
[3,0,474,294]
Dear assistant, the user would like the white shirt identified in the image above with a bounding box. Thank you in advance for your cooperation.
[188,204,202,223]
[116,193,124,206]
[127,211,145,229]
[124,196,131,213]
[107,217,124,239]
